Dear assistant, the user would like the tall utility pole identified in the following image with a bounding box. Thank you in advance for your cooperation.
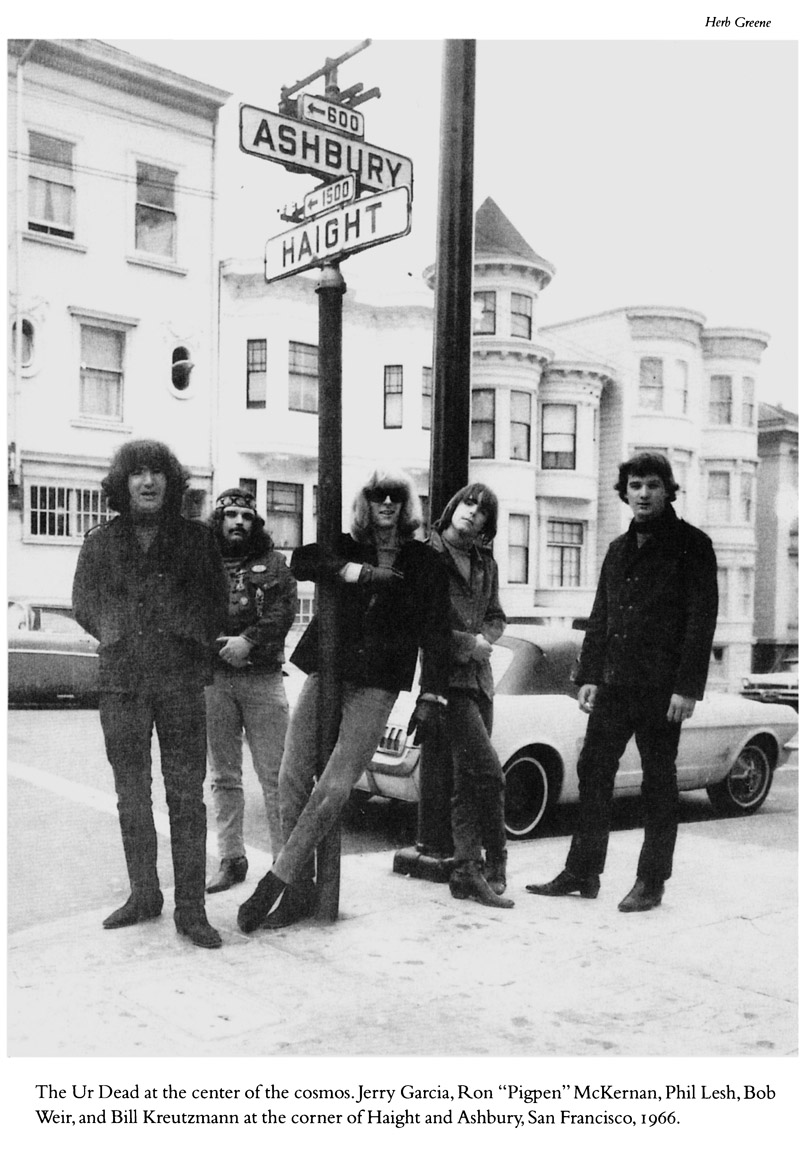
[394,39,477,882]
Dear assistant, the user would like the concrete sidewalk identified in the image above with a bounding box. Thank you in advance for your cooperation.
[8,825,797,1058]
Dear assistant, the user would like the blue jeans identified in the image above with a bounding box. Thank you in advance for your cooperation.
[272,675,397,885]
[205,669,289,859]
[99,688,208,910]
[448,690,506,864]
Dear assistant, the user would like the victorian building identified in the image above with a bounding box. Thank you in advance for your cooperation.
[7,39,229,599]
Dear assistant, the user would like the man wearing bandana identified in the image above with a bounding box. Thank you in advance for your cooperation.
[204,488,298,894]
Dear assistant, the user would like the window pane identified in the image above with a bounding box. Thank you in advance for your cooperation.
[136,163,175,210]
[742,376,755,426]
[289,341,318,413]
[639,357,664,410]
[709,375,732,424]
[28,133,75,236]
[675,359,689,413]
[247,339,267,408]
[472,291,496,335]
[510,293,532,339]
[135,204,175,257]
[542,404,576,469]
[508,514,529,583]
[422,366,432,430]
[510,391,531,461]
[80,326,123,420]
[384,365,404,429]
[266,482,303,549]
[81,326,122,371]
[471,389,495,458]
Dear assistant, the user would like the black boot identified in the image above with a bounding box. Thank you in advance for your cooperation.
[103,891,163,930]
[484,849,508,895]
[237,870,288,933]
[206,856,248,894]
[174,907,222,948]
[526,869,600,899]
[450,861,514,909]
[260,880,316,930]
[618,878,664,913]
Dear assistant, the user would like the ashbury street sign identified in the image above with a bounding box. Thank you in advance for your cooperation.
[240,104,413,195]
[265,186,411,283]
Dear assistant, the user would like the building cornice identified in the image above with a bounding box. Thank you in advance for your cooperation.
[9,39,230,119]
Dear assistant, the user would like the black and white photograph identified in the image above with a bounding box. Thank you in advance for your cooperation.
[4,5,803,1143]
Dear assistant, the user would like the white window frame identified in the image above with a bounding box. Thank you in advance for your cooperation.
[547,520,584,588]
[383,365,404,429]
[709,375,733,424]
[28,129,76,240]
[508,514,530,584]
[288,341,319,413]
[471,389,495,459]
[24,472,114,544]
[542,404,576,470]
[639,357,664,411]
[68,307,138,428]
[134,159,178,262]
[707,469,731,522]
[247,338,267,409]
[510,391,532,461]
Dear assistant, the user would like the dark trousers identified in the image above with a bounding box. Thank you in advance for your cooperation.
[448,690,507,864]
[566,685,682,886]
[99,689,209,910]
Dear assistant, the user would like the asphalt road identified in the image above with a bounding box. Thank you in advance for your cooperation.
[7,704,798,934]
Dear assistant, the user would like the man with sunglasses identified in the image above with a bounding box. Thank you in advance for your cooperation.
[236,468,451,933]
[204,488,298,895]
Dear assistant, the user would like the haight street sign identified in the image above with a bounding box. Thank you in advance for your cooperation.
[265,186,411,283]
[240,104,413,195]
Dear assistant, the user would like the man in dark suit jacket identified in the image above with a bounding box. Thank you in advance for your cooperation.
[73,440,228,947]
[527,452,718,912]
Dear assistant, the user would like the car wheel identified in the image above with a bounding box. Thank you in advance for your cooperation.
[503,750,558,840]
[706,739,774,816]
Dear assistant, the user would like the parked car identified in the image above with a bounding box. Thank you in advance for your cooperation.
[741,659,799,711]
[354,625,799,838]
[8,598,99,706]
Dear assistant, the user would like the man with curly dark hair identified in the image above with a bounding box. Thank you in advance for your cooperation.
[527,452,718,913]
[73,440,228,948]
[204,488,297,894]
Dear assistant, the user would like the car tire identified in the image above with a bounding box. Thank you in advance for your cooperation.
[503,749,558,840]
[706,739,774,816]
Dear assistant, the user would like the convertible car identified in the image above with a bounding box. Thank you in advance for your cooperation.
[8,599,99,706]
[354,625,799,838]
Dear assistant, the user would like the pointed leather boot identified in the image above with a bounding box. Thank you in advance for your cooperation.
[237,870,288,933]
[206,856,248,894]
[260,880,316,931]
[175,908,222,948]
[484,850,508,895]
[450,861,514,909]
[103,891,163,930]
[618,878,664,913]
[526,869,600,898]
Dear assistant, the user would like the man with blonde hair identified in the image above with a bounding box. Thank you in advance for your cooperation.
[237,467,451,933]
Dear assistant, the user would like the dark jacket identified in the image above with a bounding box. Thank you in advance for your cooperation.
[73,515,228,693]
[217,537,298,673]
[290,534,451,696]
[427,528,506,698]
[575,504,718,700]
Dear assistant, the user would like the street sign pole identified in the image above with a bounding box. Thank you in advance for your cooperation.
[313,261,346,922]
[394,38,477,883]
[238,41,412,919]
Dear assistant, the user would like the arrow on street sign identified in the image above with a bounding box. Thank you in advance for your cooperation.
[297,93,365,139]
[240,104,412,195]
[265,186,411,283]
